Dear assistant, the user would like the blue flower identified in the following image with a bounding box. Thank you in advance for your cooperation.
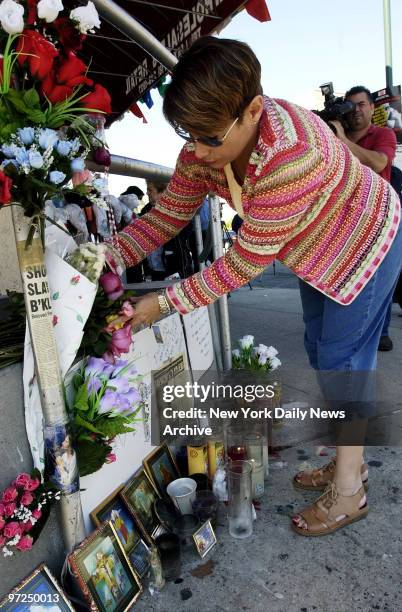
[14,147,30,167]
[2,159,19,170]
[38,129,58,150]
[56,140,72,157]
[28,150,44,169]
[71,158,85,172]
[70,138,81,153]
[49,171,66,185]
[1,144,18,158]
[17,127,35,146]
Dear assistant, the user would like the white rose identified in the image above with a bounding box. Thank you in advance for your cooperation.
[70,1,100,33]
[239,335,254,350]
[269,356,282,370]
[232,349,241,359]
[0,0,24,34]
[37,0,63,22]
[265,346,278,359]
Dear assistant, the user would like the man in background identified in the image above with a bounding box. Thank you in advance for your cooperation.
[330,85,397,351]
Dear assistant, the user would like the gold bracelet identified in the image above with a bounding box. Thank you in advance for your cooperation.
[157,292,172,316]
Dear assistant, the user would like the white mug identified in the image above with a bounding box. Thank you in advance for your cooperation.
[166,478,197,514]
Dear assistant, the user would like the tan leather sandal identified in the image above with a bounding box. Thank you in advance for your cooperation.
[292,483,368,537]
[293,458,369,491]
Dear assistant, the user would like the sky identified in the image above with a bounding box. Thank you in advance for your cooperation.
[106,0,402,197]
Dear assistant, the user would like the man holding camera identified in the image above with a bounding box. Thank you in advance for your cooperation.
[330,85,397,351]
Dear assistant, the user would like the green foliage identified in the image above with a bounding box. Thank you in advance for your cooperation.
[76,439,113,477]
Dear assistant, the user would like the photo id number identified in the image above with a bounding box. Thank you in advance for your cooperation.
[8,593,60,603]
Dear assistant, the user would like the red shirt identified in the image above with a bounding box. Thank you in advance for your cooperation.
[356,124,396,182]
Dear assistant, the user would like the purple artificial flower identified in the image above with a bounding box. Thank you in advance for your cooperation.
[106,377,130,394]
[125,388,141,406]
[85,356,111,379]
[87,377,102,394]
[98,390,130,414]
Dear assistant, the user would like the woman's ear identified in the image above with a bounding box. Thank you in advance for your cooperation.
[247,95,264,124]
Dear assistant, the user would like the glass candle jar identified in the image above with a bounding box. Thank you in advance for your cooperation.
[226,425,247,462]
[155,534,181,582]
[227,460,253,539]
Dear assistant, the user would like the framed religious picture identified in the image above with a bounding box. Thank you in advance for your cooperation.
[90,486,152,578]
[0,563,74,610]
[121,468,164,540]
[143,443,180,498]
[69,522,142,611]
[193,520,217,559]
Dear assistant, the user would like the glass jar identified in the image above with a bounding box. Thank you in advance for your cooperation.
[227,460,253,539]
[245,434,264,498]
[155,534,181,582]
[226,424,247,461]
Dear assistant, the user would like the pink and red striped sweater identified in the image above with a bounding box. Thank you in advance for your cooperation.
[114,96,400,313]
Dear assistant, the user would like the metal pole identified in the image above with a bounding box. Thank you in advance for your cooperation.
[209,194,232,370]
[88,155,173,181]
[11,207,85,552]
[193,209,224,371]
[383,0,393,88]
[92,0,177,70]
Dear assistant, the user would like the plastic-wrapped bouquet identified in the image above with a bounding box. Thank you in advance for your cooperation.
[0,470,61,557]
[69,356,144,475]
[66,241,106,283]
[232,335,281,371]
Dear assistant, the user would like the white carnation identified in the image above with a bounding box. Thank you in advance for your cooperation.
[239,335,254,350]
[270,356,282,370]
[37,0,63,22]
[0,0,24,34]
[70,1,100,33]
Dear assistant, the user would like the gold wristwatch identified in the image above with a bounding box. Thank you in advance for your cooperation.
[157,291,172,316]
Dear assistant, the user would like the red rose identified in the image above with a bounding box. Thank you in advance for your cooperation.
[16,30,58,81]
[20,492,34,506]
[0,502,5,516]
[0,171,12,206]
[3,521,22,539]
[81,84,112,114]
[2,487,18,503]
[4,503,16,517]
[53,17,85,52]
[16,535,33,551]
[24,478,40,492]
[41,52,93,104]
[13,473,31,488]
[0,535,6,546]
[32,508,42,520]
[109,324,132,357]
[99,272,123,300]
[22,519,34,532]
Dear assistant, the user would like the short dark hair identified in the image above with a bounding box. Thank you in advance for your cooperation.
[121,186,144,198]
[345,86,373,103]
[146,180,169,194]
[163,36,262,136]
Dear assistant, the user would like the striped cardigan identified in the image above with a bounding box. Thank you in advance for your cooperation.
[114,96,400,314]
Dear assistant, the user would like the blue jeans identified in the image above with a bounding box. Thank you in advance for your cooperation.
[381,301,392,337]
[299,220,402,415]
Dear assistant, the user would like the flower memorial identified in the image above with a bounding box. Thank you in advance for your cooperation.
[0,470,61,557]
[69,357,144,476]
[0,0,112,242]
[232,335,281,371]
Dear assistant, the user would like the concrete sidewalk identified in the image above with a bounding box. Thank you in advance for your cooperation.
[135,283,402,612]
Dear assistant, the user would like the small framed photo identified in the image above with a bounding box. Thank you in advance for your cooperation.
[143,443,180,497]
[121,468,162,540]
[0,563,74,610]
[90,486,151,578]
[69,522,142,611]
[193,520,217,559]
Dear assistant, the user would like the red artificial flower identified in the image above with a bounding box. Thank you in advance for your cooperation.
[0,171,12,206]
[22,519,34,532]
[4,502,16,517]
[3,521,22,539]
[27,0,37,24]
[81,84,112,114]
[106,453,117,464]
[2,487,18,503]
[41,52,93,104]
[0,502,5,516]
[16,30,58,81]
[32,508,42,520]
[13,473,31,488]
[53,17,85,53]
[24,478,40,492]
[20,492,34,506]
[16,535,33,551]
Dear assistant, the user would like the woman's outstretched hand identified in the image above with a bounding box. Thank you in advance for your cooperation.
[106,293,161,332]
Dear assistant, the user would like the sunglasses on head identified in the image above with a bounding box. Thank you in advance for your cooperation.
[175,117,239,147]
